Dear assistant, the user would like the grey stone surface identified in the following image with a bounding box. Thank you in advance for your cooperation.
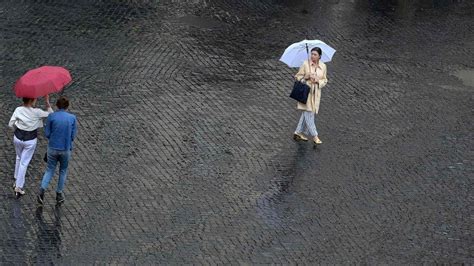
[0,0,472,264]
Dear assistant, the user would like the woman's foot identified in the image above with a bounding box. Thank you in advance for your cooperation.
[14,187,25,198]
[293,133,308,141]
[313,136,322,144]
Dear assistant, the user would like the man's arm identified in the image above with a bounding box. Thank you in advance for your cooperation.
[44,115,52,139]
[71,116,77,142]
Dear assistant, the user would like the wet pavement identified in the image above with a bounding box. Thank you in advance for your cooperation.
[0,0,473,264]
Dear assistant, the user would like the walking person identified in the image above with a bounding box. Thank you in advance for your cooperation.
[9,96,53,198]
[37,96,77,205]
[293,47,328,145]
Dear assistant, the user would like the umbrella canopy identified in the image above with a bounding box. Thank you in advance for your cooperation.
[280,39,336,68]
[13,66,72,98]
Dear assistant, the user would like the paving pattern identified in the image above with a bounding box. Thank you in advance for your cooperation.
[0,0,472,264]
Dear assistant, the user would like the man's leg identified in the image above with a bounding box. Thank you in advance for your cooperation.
[41,149,59,190]
[56,150,70,204]
[38,149,59,205]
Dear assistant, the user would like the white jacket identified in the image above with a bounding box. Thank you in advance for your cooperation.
[9,106,53,131]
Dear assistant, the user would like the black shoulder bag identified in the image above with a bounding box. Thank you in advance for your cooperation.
[289,77,311,104]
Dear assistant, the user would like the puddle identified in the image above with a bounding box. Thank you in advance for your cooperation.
[452,69,474,88]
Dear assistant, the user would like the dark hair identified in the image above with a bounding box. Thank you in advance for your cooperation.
[56,96,69,109]
[311,47,322,56]
[22,97,35,104]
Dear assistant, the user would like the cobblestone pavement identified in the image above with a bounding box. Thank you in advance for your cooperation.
[0,0,472,264]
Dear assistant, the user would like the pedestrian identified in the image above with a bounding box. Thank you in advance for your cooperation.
[37,96,77,205]
[9,95,53,198]
[292,47,328,145]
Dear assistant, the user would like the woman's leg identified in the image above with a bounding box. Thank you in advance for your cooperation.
[303,111,318,137]
[13,136,23,181]
[295,112,306,134]
[15,138,37,188]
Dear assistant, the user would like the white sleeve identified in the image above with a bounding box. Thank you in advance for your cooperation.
[8,110,17,128]
[35,107,53,118]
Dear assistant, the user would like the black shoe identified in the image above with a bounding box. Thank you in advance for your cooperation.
[37,189,45,205]
[56,192,65,205]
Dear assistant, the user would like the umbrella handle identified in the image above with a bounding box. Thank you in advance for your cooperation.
[306,43,310,65]
[306,43,315,79]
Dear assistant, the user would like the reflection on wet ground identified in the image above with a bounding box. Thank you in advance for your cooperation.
[1,201,63,263]
[280,0,469,9]
[369,0,468,10]
[453,69,474,88]
[33,207,62,264]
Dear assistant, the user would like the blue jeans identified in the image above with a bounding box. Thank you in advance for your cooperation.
[41,148,71,193]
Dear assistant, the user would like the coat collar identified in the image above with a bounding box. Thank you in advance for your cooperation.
[307,60,324,69]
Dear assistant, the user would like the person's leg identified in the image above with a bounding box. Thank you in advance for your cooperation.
[314,114,319,137]
[304,111,318,137]
[294,112,309,141]
[295,112,306,134]
[40,149,59,190]
[304,111,322,144]
[56,150,71,193]
[13,136,23,185]
[15,138,37,189]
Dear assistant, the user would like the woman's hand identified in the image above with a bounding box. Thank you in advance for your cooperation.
[309,73,319,83]
[44,94,51,107]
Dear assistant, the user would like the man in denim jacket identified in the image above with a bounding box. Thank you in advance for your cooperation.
[37,96,77,205]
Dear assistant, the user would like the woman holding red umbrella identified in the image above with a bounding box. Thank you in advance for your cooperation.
[10,65,71,198]
[8,95,53,198]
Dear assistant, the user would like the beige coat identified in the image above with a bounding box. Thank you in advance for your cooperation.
[294,60,328,114]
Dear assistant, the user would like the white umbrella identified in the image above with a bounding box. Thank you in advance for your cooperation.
[280,39,336,68]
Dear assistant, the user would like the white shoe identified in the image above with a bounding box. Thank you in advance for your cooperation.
[14,187,25,196]
[313,137,322,144]
[293,133,309,141]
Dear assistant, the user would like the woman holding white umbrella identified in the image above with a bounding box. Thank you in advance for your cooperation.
[293,47,328,144]
[280,40,335,145]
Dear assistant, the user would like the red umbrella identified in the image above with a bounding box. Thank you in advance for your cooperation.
[13,66,72,98]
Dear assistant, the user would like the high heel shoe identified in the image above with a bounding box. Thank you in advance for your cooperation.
[14,187,25,198]
[313,137,322,145]
[293,133,308,141]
